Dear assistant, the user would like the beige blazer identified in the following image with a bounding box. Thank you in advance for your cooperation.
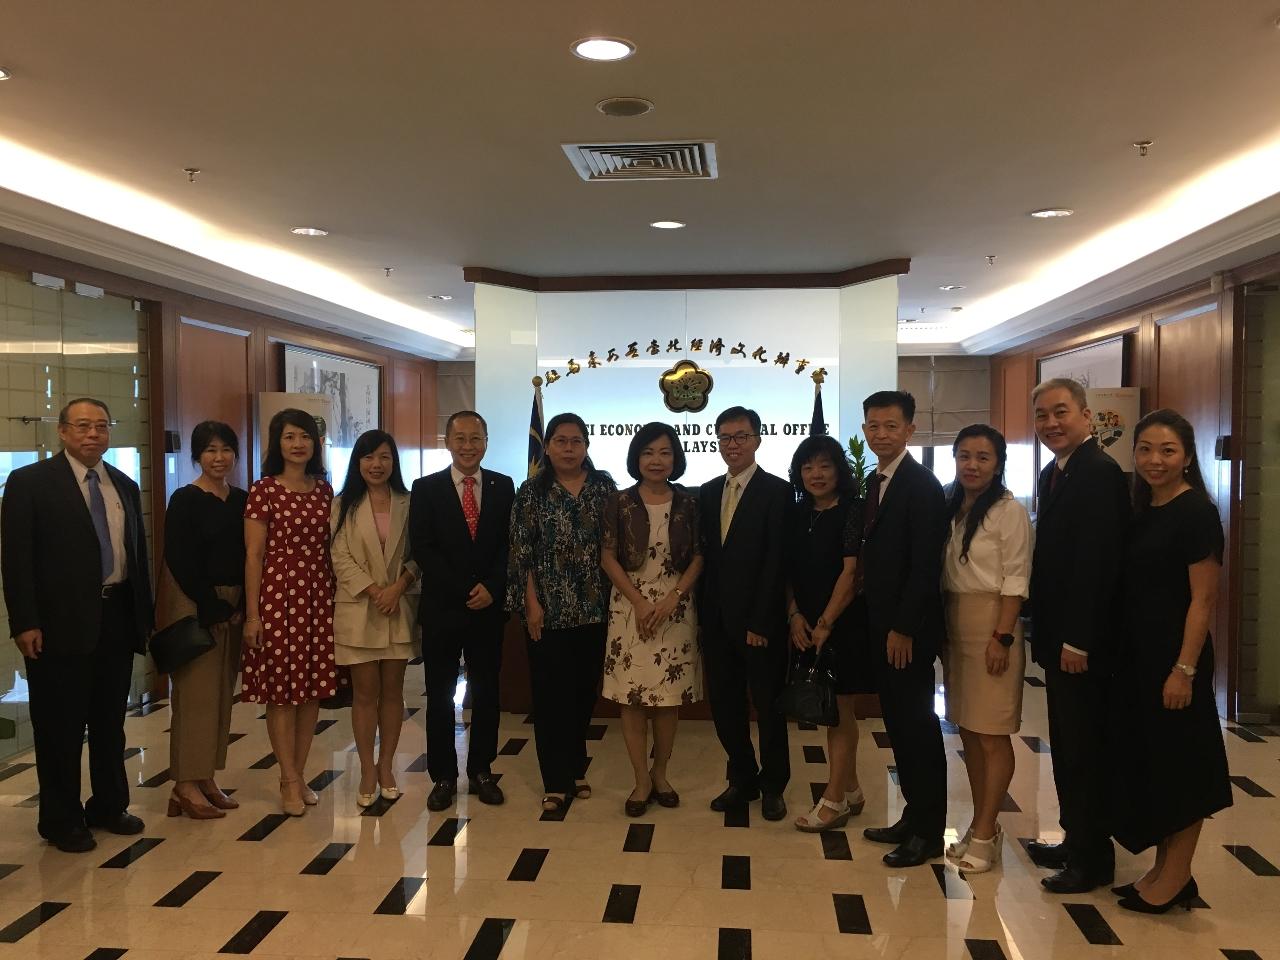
[329,493,420,650]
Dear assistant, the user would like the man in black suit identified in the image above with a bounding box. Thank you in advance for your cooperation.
[857,390,949,868]
[698,405,792,821]
[1,398,152,852]
[410,410,515,811]
[1026,378,1130,893]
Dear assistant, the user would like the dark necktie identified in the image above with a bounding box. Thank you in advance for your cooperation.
[862,472,887,536]
[462,476,479,540]
[1049,464,1063,494]
[85,468,115,582]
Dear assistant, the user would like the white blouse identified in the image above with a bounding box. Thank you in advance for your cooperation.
[942,492,1033,598]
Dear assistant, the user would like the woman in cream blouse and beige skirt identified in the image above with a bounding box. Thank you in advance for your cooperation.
[942,424,1032,874]
[330,430,420,808]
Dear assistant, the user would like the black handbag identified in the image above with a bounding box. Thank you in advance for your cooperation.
[777,645,839,727]
[149,615,216,674]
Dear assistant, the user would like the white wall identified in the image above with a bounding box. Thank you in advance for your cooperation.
[474,280,899,486]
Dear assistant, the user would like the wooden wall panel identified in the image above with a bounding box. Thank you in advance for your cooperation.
[1154,305,1223,501]
[175,321,251,489]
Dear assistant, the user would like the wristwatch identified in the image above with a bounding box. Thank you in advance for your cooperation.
[1172,662,1197,678]
[992,631,1015,648]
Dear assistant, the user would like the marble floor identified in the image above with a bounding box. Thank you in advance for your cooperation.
[0,665,1276,960]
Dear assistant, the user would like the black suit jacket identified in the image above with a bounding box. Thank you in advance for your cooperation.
[698,467,791,643]
[860,453,947,655]
[1029,437,1131,668]
[410,466,514,633]
[1,452,153,654]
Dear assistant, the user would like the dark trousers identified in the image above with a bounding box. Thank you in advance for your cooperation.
[526,622,606,794]
[875,648,947,839]
[26,591,136,841]
[424,613,503,782]
[1045,664,1114,872]
[702,624,790,794]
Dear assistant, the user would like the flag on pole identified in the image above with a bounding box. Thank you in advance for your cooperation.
[527,377,545,479]
[810,382,827,437]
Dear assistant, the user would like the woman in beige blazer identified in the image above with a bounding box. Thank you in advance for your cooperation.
[330,430,420,808]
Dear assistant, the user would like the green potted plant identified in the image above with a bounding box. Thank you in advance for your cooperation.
[846,434,870,498]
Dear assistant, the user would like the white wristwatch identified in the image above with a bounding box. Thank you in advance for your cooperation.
[1172,662,1197,678]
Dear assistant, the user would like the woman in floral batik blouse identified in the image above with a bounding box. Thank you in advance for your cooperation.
[600,422,704,817]
[507,412,615,814]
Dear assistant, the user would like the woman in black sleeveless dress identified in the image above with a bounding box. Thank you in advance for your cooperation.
[784,434,873,832]
[1112,409,1231,914]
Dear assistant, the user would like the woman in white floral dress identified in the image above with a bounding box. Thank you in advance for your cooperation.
[601,422,704,817]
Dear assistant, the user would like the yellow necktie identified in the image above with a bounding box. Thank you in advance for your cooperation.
[720,479,739,544]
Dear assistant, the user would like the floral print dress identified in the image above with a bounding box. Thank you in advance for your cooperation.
[602,502,702,707]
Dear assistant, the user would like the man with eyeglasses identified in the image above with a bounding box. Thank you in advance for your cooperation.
[698,405,793,820]
[409,410,515,811]
[0,397,153,852]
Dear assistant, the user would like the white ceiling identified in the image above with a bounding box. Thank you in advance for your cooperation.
[2,1,1280,357]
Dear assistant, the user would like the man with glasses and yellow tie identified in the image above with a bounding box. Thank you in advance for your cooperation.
[1,398,153,852]
[698,406,793,820]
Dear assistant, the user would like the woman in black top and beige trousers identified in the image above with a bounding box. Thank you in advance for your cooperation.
[160,422,248,820]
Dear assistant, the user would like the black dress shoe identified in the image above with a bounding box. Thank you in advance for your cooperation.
[624,789,653,818]
[882,835,943,868]
[1117,877,1198,914]
[52,826,96,853]
[1026,839,1068,868]
[760,793,787,821]
[468,774,504,806]
[426,780,457,812]
[1042,865,1114,894]
[86,811,144,835]
[709,784,759,812]
[863,818,911,845]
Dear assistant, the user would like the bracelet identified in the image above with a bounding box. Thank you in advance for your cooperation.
[244,618,261,624]
[816,617,829,630]
[1172,662,1197,678]
[673,587,684,598]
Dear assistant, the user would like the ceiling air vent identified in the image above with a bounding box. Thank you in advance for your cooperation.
[561,140,718,182]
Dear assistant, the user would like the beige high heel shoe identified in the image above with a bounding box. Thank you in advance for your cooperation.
[279,778,306,817]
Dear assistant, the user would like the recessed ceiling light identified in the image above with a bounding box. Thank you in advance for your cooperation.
[597,97,654,118]
[1029,208,1074,219]
[650,220,686,229]
[0,68,12,81]
[938,284,965,291]
[290,226,328,237]
[427,294,453,301]
[572,37,635,61]
[950,306,964,312]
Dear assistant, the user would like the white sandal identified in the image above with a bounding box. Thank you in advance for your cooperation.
[947,827,974,859]
[845,788,865,817]
[795,796,850,832]
[955,826,1003,873]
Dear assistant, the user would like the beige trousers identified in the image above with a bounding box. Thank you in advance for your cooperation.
[159,568,243,781]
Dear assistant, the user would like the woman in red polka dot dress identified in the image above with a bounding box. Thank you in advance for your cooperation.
[242,408,338,817]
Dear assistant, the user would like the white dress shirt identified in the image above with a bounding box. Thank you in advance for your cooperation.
[874,447,910,502]
[451,465,482,511]
[65,450,126,584]
[943,492,1033,598]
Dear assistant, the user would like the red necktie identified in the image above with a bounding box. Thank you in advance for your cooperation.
[462,475,479,540]
[1049,465,1062,494]
[862,472,886,536]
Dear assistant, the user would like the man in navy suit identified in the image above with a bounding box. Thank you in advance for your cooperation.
[1,398,153,852]
[857,390,949,867]
[410,410,514,811]
[698,405,793,821]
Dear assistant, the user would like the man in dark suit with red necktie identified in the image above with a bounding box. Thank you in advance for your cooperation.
[1,398,152,852]
[410,410,514,811]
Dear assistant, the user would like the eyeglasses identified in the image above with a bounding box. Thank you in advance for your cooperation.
[550,436,586,449]
[63,420,111,434]
[451,434,487,446]
[716,432,757,446]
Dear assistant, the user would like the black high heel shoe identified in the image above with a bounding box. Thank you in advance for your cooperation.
[1117,877,1198,914]
[1111,882,1138,898]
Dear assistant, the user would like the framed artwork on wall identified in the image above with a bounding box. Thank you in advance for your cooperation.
[1036,336,1127,390]
[281,344,380,447]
